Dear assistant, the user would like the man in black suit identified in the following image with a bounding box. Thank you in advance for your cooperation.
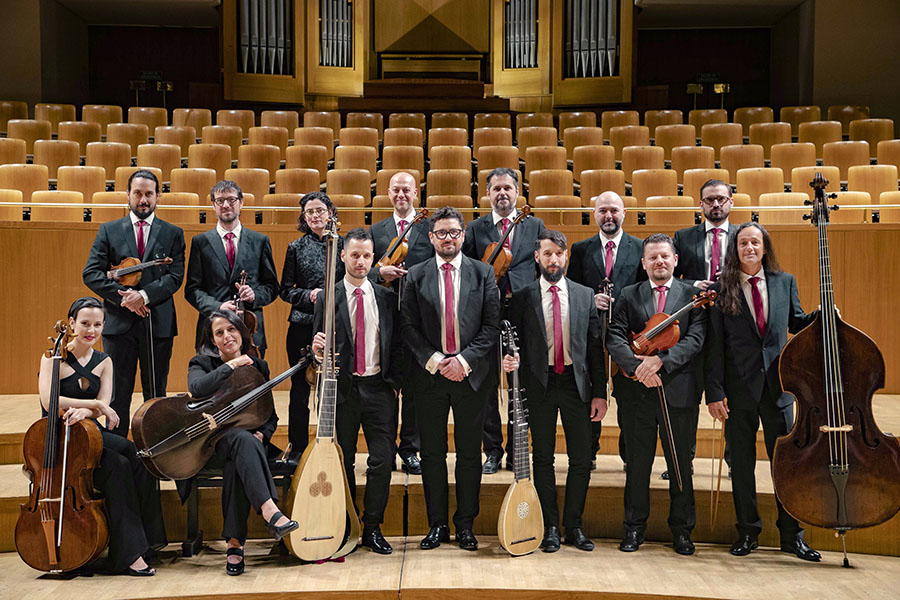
[184,180,279,356]
[401,206,501,551]
[673,179,738,289]
[312,228,402,556]
[461,167,545,474]
[369,170,433,475]
[568,191,646,469]
[504,230,607,552]
[83,169,185,436]
[607,233,707,555]
[705,223,821,562]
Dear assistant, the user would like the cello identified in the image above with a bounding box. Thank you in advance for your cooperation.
[16,322,108,573]
[482,205,532,282]
[772,173,900,566]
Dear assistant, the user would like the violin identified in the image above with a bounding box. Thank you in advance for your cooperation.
[106,256,173,287]
[234,269,260,358]
[482,205,531,282]
[374,208,429,280]
[16,322,108,573]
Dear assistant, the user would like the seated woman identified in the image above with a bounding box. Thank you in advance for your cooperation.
[37,297,166,576]
[184,309,299,576]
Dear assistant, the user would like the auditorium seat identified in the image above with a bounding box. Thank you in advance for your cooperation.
[82,104,123,137]
[156,192,200,224]
[426,169,472,199]
[829,191,869,224]
[515,112,554,138]
[749,121,791,160]
[388,113,426,135]
[621,145,664,183]
[335,145,377,181]
[733,107,774,138]
[790,166,840,202]
[275,168,320,195]
[532,194,581,225]
[383,145,425,180]
[375,169,421,197]
[654,124,696,162]
[823,141,869,183]
[35,104,76,134]
[0,188,23,220]
[201,125,243,160]
[285,144,329,183]
[86,141,132,182]
[473,127,513,160]
[427,128,467,157]
[0,163,49,203]
[736,167,785,204]
[850,119,895,159]
[563,126,604,161]
[0,100,28,134]
[559,111,597,137]
[827,105,869,136]
[346,112,384,141]
[339,127,380,155]
[573,145,615,183]
[780,106,821,137]
[528,169,574,200]
[107,122,149,158]
[218,109,256,140]
[188,143,232,181]
[330,194,367,227]
[474,113,511,129]
[225,167,270,204]
[731,192,753,223]
[30,190,84,222]
[798,121,842,159]
[370,194,393,222]
[33,139,80,179]
[137,143,182,183]
[260,110,299,140]
[262,193,303,225]
[90,191,128,222]
[326,168,372,201]
[757,192,809,224]
[719,144,764,184]
[682,168,730,205]
[170,167,217,205]
[58,121,101,156]
[7,119,52,154]
[671,146,715,184]
[384,127,424,148]
[237,144,281,183]
[128,107,168,135]
[293,127,335,160]
[770,142,816,185]
[431,112,468,131]
[700,123,742,161]
[609,125,650,161]
[0,137,27,166]
[601,110,640,140]
[114,166,163,192]
[849,165,899,222]
[580,169,626,202]
[249,126,289,160]
[524,145,566,181]
[172,108,212,136]
[878,191,900,223]
[876,140,900,175]
[427,195,473,210]
[631,169,678,204]
[431,145,471,171]
[644,109,683,139]
[645,196,695,226]
[688,109,727,132]
[155,125,196,159]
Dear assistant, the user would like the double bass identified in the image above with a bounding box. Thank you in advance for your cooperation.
[773,173,900,566]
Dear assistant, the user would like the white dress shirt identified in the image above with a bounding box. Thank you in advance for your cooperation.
[540,276,572,367]
[704,218,730,280]
[651,277,675,312]
[599,228,624,272]
[740,267,769,323]
[492,208,518,248]
[393,209,416,237]
[343,277,381,376]
[425,253,472,376]
[216,221,243,262]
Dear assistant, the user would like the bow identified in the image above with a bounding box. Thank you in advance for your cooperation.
[709,398,728,528]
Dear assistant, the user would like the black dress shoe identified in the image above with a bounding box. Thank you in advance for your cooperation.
[780,537,821,562]
[540,525,561,553]
[456,529,478,551]
[482,454,501,474]
[362,526,393,555]
[225,547,244,576]
[565,527,594,551]
[420,524,450,550]
[401,453,422,475]
[619,530,644,552]
[265,510,300,541]
[730,534,759,556]
[673,533,695,555]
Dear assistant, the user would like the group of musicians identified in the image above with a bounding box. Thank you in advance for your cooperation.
[39,165,824,577]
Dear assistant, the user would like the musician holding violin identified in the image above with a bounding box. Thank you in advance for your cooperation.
[82,169,186,437]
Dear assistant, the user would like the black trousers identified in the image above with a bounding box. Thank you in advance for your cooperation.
[102,321,173,437]
[286,322,313,454]
[95,428,167,572]
[528,368,593,529]
[336,375,397,527]
[623,386,698,538]
[592,372,635,463]
[415,374,486,531]
[727,389,803,542]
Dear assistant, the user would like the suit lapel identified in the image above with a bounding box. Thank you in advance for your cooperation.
[530,283,548,348]
[692,225,707,278]
[120,217,140,259]
[143,217,163,260]
[763,271,784,343]
[205,229,232,276]
[509,215,529,263]
[458,256,475,325]
[639,280,655,323]
[588,236,607,282]
[335,284,354,349]
[374,287,390,364]
[610,235,635,284]
[739,292,762,339]
[232,228,252,279]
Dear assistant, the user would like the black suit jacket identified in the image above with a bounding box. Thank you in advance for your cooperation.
[82,215,185,337]
[705,271,816,410]
[606,279,708,407]
[400,255,501,392]
[461,212,546,294]
[508,278,605,403]
[369,215,434,282]
[673,222,739,284]
[184,227,279,350]
[568,231,646,302]
[313,281,403,400]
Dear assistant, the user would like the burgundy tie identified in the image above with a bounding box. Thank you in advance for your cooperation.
[500,218,511,248]
[655,285,668,313]
[709,228,722,281]
[441,263,457,354]
[550,285,564,374]
[353,287,366,375]
[398,219,407,236]
[749,276,766,337]
[136,220,146,259]
[605,240,615,278]
[225,232,235,270]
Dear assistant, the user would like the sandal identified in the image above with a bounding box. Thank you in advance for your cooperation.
[265,510,299,541]
[225,547,244,576]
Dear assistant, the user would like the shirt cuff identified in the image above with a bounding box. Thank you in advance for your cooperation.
[425,352,445,374]
[138,290,149,305]
[455,354,472,376]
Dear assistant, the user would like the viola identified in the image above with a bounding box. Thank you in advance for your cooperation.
[234,269,260,358]
[374,208,429,277]
[106,256,173,287]
[482,205,531,282]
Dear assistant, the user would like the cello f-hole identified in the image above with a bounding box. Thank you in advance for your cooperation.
[794,406,821,449]
[848,406,880,449]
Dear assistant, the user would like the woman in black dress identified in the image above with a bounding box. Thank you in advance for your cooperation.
[185,309,299,575]
[279,191,344,458]
[37,297,166,576]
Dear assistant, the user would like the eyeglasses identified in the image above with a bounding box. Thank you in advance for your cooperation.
[432,228,463,240]
[304,207,329,217]
[212,196,241,206]
[700,196,732,206]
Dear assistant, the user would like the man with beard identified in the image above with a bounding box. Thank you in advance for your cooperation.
[462,167,545,474]
[401,206,500,551]
[185,180,279,355]
[568,191,646,469]
[606,234,707,556]
[83,169,186,436]
[673,179,738,289]
[503,229,606,552]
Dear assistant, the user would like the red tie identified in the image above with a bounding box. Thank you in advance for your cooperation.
[709,228,722,281]
[441,263,457,354]
[605,240,615,278]
[225,232,235,270]
[655,285,668,313]
[398,219,407,236]
[550,285,564,374]
[500,218,511,248]
[353,287,366,375]
[136,220,146,259]
[749,276,766,337]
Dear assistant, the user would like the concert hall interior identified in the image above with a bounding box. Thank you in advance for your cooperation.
[2,0,900,598]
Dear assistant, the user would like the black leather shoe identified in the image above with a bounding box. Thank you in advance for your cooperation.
[362,526,393,555]
[482,454,501,474]
[401,453,422,475]
[619,530,644,552]
[540,525,561,553]
[730,534,759,556]
[565,527,594,551]
[420,524,450,550]
[265,510,299,541]
[456,529,478,551]
[780,537,821,562]
[673,533,695,555]
[225,547,244,576]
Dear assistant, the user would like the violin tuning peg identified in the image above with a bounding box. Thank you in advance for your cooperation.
[831,204,840,211]
[804,199,813,206]
[802,214,811,221]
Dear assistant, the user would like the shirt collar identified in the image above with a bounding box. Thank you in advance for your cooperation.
[740,267,765,284]
[343,276,374,297]
[130,211,155,227]
[599,228,624,247]
[491,208,518,226]
[393,209,415,226]
[436,252,463,271]
[705,218,730,233]
[650,276,675,290]
[217,221,242,239]
[540,276,568,294]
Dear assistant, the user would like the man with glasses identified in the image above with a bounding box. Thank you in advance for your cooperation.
[673,179,738,290]
[185,180,279,355]
[400,206,501,552]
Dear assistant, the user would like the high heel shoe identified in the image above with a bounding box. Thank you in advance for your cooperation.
[126,565,156,576]
[265,510,299,541]
[225,547,244,576]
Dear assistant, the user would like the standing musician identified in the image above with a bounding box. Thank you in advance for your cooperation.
[369,170,434,475]
[279,192,344,460]
[704,223,821,561]
[312,227,402,555]
[502,230,607,552]
[185,180,279,356]
[82,169,185,437]
[606,233,707,556]
[401,206,501,551]
[37,297,166,575]
[183,309,299,576]
[568,191,646,470]
[462,167,546,474]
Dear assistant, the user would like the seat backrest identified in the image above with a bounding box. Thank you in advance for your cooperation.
[33,139,81,179]
[748,121,792,160]
[515,112,554,137]
[31,190,84,222]
[474,113,511,129]
[644,109,683,139]
[217,109,256,138]
[790,166,840,201]
[631,169,678,204]
[201,125,243,159]
[383,127,424,148]
[261,192,303,225]
[57,165,107,205]
[7,119,53,154]
[562,126,604,160]
[517,126,558,161]
[609,125,650,161]
[155,125,197,158]
[682,168,730,204]
[325,168,372,200]
[82,104,123,136]
[559,112,597,136]
[0,188,24,220]
[85,141,132,181]
[688,109,727,130]
[431,145,471,171]
[285,144,329,182]
[113,165,163,192]
[172,108,212,133]
[798,120,842,159]
[334,145,377,180]
[339,127,380,154]
[645,195,696,226]
[0,163,50,203]
[0,100,29,135]
[0,137,27,166]
[260,110,299,137]
[171,167,218,204]
[524,145,566,180]
[654,124,696,161]
[431,112,468,130]
[621,145,664,183]
[719,144,764,184]
[382,145,424,177]
[573,145,615,182]
[427,128,468,157]
[224,167,270,204]
[770,142,816,184]
[531,194,582,225]
[757,192,810,224]
[128,107,168,132]
[274,168,321,195]
[136,143,182,182]
[90,191,129,222]
[736,167,785,204]
[188,143,232,180]
[823,140,870,182]
[601,110,640,140]
[106,122,150,157]
[35,104,77,134]
[388,113,426,134]
[293,126,334,160]
[426,169,472,198]
[780,105,822,137]
[699,123,743,160]
[671,146,715,183]
[876,139,900,173]
[528,169,574,200]
[248,126,289,158]
[580,169,626,203]
[849,118,895,159]
[156,191,201,224]
[733,106,774,137]
[473,127,513,159]
[346,112,384,139]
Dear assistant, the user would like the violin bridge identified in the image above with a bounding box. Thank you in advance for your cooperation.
[202,412,217,430]
[819,424,853,433]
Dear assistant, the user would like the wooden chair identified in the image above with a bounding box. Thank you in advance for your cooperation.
[171,168,217,209]
[682,168,730,205]
[426,195,473,210]
[827,105,869,136]
[326,169,372,201]
[654,124,696,162]
[388,113,426,135]
[107,122,149,158]
[515,112,554,138]
[0,100,28,135]
[524,145,566,181]
[0,163,49,203]
[137,143,182,183]
[876,140,900,174]
[383,127,424,149]
[671,146,715,184]
[156,192,200,224]
[31,190,85,222]
[733,107,774,138]
[33,139,80,180]
[645,196,695,226]
[559,112,597,136]
[155,126,196,159]
[35,104,76,134]
[91,191,129,222]
[260,110,299,139]
[346,113,383,140]
[474,113,511,129]
[790,166,840,202]
[172,108,212,135]
[517,127,558,161]
[293,127,335,160]
[532,194,582,225]
[82,104,123,137]
[426,169,472,199]
[7,119,52,154]
[798,121,842,159]
[601,110,639,140]
[217,109,255,139]
[770,142,816,185]
[370,194,392,222]
[749,122,791,160]
[113,166,163,192]
[631,169,677,204]
[736,167,785,204]
[473,127,513,160]
[249,126,289,160]
[609,125,650,161]
[201,125,242,160]
[285,145,329,183]
[644,109,683,139]
[688,109,727,132]
[731,192,753,223]
[427,128,467,157]
[562,126,604,161]
[224,167,270,205]
[275,168,320,195]
[823,141,869,182]
[238,144,281,183]
[262,193,303,225]
[621,145,664,183]
[431,145,471,171]
[700,123,742,161]
[431,112,468,130]
[335,145,377,181]
[57,166,107,206]
[850,119,895,159]
[848,165,899,222]
[580,169,626,203]
[375,169,421,198]
[573,145,615,182]
[330,194,367,228]
[382,146,425,180]
[528,170,574,200]
[828,191,869,224]
[780,106,821,137]
[339,127,380,155]
[86,141,132,182]
[878,191,900,224]
[719,144,764,185]
[0,137,27,166]
[188,143,232,181]
[758,192,809,224]
[0,188,24,220]
[128,107,168,134]
[478,145,520,173]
